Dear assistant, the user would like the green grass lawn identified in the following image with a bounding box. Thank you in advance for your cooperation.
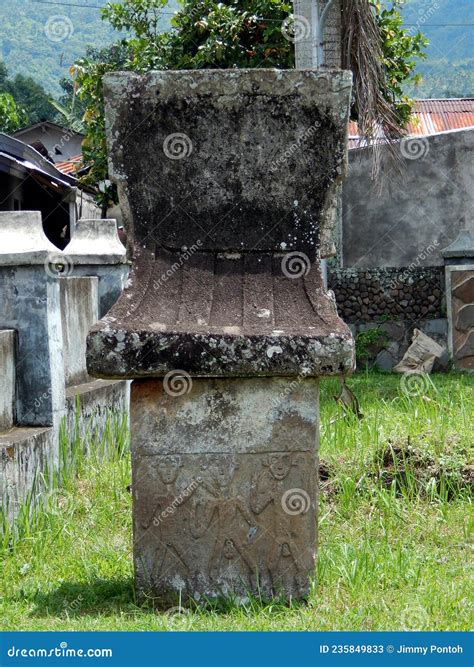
[1,372,473,631]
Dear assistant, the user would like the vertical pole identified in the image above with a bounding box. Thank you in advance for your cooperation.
[293,0,337,286]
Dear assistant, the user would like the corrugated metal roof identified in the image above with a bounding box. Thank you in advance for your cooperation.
[55,155,83,175]
[348,98,474,149]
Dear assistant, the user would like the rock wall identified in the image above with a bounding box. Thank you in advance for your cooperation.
[329,266,445,323]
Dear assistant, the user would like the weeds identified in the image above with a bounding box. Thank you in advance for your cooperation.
[0,372,472,631]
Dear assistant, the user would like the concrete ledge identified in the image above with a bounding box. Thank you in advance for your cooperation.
[0,426,54,522]
[65,378,130,446]
[64,219,127,264]
[0,379,129,523]
[0,211,64,265]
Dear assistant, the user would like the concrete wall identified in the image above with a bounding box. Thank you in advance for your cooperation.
[0,330,15,430]
[342,128,474,268]
[60,277,99,387]
[0,212,129,524]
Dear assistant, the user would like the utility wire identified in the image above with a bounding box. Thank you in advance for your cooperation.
[29,0,474,25]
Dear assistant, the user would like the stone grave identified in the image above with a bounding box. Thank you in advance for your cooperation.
[87,69,355,603]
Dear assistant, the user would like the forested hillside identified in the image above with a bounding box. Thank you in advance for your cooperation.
[0,0,472,98]
[400,0,473,97]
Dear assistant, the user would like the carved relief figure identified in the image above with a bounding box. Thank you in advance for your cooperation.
[138,455,199,585]
[250,453,309,595]
[192,458,258,585]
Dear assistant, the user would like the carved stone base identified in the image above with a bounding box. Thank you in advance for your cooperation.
[131,377,319,604]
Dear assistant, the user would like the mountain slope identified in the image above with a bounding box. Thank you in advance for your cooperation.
[0,0,472,97]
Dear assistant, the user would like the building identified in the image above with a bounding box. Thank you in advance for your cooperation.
[12,121,84,165]
[0,133,99,249]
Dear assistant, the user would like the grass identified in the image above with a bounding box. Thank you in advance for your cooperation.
[1,372,473,631]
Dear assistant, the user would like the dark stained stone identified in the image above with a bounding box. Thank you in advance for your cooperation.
[87,70,355,379]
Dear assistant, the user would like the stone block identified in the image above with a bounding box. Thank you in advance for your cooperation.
[131,377,318,603]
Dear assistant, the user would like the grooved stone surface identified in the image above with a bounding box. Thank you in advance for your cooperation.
[87,69,355,378]
[131,377,319,602]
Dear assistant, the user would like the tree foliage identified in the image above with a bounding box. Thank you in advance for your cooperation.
[0,92,28,133]
[0,60,57,127]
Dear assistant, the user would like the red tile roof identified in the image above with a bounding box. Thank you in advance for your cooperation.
[54,154,83,175]
[348,98,474,149]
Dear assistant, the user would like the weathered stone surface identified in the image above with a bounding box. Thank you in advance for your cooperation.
[103,69,351,253]
[87,70,354,379]
[87,68,354,603]
[0,265,65,427]
[131,377,318,602]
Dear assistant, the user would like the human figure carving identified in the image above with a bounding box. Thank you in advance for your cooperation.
[250,453,308,595]
[140,455,199,583]
[192,460,258,585]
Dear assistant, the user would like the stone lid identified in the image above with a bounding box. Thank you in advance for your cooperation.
[0,211,64,266]
[87,69,355,378]
[64,218,127,264]
[87,247,354,378]
[441,230,474,259]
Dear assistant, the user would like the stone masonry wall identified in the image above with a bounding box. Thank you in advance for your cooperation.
[328,266,445,323]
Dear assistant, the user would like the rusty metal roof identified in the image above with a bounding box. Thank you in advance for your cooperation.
[348,98,474,148]
[55,154,83,175]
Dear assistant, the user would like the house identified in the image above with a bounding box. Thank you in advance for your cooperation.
[0,133,99,249]
[12,121,84,165]
[348,98,474,148]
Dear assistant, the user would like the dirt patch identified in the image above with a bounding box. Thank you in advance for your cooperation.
[375,438,473,499]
